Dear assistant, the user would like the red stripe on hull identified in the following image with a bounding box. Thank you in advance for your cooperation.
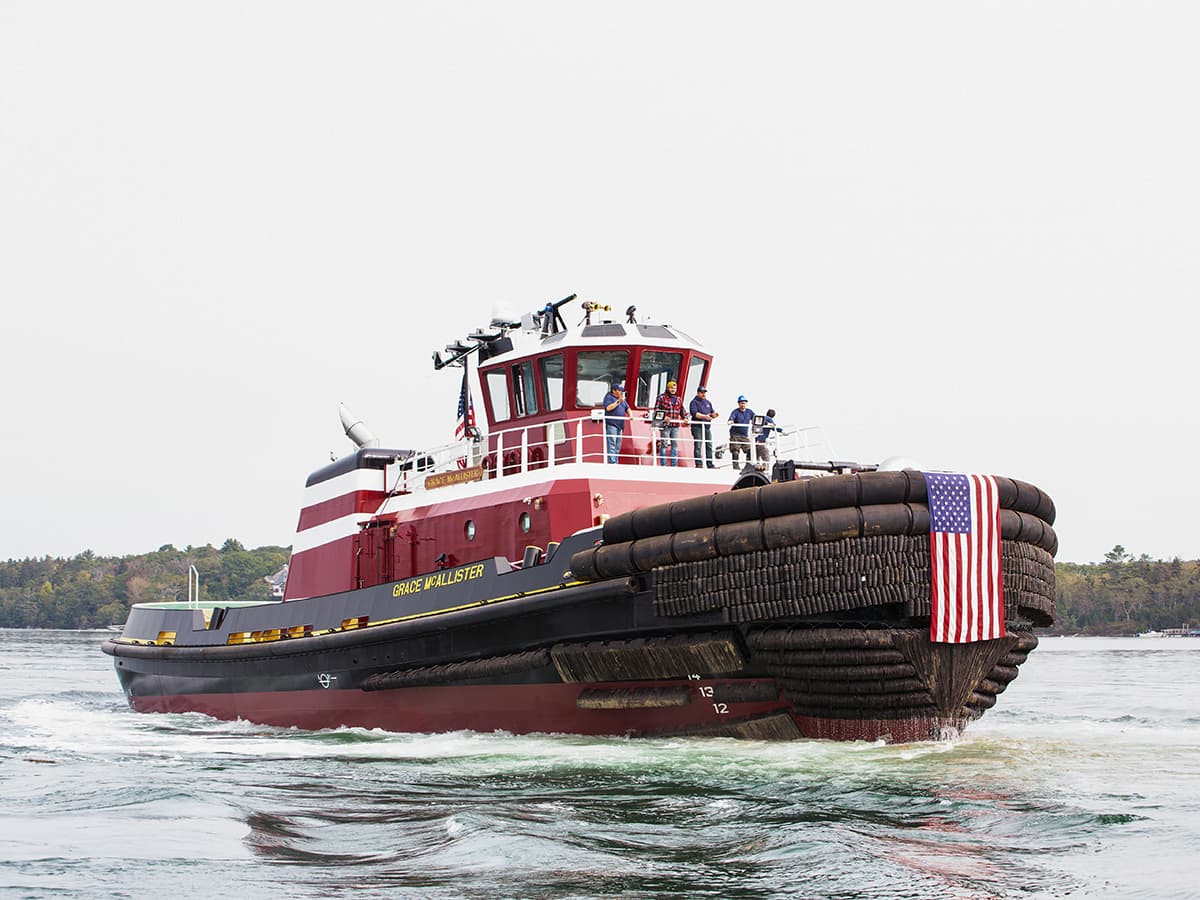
[131,680,790,737]
[297,490,388,531]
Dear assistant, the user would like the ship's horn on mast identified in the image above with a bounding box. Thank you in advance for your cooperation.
[339,403,380,449]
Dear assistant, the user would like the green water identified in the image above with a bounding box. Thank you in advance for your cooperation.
[0,632,1196,898]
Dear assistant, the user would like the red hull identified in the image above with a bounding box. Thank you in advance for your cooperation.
[132,679,786,736]
[130,678,966,743]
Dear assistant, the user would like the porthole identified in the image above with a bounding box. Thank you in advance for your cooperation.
[519,512,531,533]
[465,519,476,540]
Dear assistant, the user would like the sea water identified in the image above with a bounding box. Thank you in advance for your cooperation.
[0,631,1197,899]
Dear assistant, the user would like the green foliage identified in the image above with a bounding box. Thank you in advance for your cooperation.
[4,539,1195,636]
[1052,547,1200,635]
[0,544,291,629]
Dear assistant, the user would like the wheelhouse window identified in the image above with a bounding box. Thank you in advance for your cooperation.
[484,369,511,422]
[687,356,708,396]
[636,351,683,407]
[575,350,629,407]
[512,360,538,417]
[538,354,564,411]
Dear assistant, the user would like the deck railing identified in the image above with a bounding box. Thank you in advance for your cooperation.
[387,414,833,494]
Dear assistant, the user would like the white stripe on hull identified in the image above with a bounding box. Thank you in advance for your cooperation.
[292,513,375,554]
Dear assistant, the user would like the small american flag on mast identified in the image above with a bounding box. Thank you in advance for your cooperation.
[455,366,475,442]
[454,367,476,469]
[924,472,1005,643]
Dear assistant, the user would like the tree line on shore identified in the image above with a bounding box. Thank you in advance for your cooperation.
[0,542,1196,634]
[0,541,289,629]
[1051,545,1200,635]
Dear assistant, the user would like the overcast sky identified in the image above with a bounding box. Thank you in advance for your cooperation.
[2,2,1197,565]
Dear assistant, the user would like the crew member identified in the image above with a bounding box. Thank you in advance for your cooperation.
[688,385,719,469]
[653,380,685,466]
[602,382,630,464]
[727,395,755,469]
[755,407,779,468]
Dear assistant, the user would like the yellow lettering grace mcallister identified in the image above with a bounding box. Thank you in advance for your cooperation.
[392,564,486,598]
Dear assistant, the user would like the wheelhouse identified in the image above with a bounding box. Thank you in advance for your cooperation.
[468,317,712,472]
[477,323,712,428]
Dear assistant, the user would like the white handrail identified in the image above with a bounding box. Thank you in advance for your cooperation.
[395,414,835,490]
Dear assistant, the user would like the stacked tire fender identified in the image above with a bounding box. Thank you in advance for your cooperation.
[568,470,1057,628]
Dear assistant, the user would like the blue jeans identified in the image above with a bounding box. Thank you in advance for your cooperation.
[605,423,624,464]
[691,423,714,468]
[657,426,679,466]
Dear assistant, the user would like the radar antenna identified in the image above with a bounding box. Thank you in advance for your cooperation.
[433,294,578,369]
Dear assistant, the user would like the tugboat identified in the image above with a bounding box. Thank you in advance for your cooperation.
[103,295,1057,742]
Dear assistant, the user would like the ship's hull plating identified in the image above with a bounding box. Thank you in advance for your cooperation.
[106,471,1057,743]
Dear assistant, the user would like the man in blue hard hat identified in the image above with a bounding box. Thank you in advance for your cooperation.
[727,395,755,469]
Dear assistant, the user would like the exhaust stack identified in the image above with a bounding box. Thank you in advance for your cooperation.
[339,403,379,449]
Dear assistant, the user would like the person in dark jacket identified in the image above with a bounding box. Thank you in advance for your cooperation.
[755,407,778,468]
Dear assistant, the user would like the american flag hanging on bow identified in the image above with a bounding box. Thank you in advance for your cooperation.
[923,472,1005,643]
